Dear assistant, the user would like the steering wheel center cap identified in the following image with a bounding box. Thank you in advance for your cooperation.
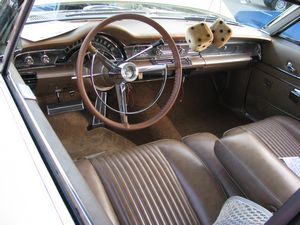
[119,62,139,82]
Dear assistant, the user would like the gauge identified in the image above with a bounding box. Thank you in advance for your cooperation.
[92,34,125,60]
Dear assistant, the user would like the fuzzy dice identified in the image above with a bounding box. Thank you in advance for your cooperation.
[185,22,214,52]
[210,19,232,48]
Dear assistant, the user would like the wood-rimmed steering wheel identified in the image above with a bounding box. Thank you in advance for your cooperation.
[76,14,182,131]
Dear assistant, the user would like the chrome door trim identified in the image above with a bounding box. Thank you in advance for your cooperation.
[265,5,300,36]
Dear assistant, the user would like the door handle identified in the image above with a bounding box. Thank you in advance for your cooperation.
[289,88,300,103]
[286,61,297,74]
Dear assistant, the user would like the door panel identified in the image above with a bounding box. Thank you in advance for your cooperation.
[262,37,300,77]
[245,37,300,120]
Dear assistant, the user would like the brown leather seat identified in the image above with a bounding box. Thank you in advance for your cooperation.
[224,116,300,157]
[76,139,229,225]
[182,133,243,197]
[75,116,300,224]
[215,132,300,211]
[214,116,300,211]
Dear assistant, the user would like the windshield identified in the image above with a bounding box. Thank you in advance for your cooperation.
[28,0,297,30]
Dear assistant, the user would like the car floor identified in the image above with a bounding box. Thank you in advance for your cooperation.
[40,74,251,160]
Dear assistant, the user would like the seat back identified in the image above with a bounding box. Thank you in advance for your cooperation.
[77,140,228,225]
[215,132,300,211]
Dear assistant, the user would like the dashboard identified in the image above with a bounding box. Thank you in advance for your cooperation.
[15,34,126,69]
[15,36,260,68]
[15,18,270,84]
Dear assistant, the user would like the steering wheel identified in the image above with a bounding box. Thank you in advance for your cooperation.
[76,14,182,131]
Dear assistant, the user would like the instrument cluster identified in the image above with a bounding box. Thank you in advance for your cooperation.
[14,34,125,70]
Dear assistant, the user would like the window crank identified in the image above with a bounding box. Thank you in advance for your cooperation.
[286,61,297,74]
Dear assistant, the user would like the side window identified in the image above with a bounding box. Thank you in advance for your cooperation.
[279,20,300,44]
[0,0,19,49]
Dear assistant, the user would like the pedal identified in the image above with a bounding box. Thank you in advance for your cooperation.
[88,91,107,129]
[47,100,84,115]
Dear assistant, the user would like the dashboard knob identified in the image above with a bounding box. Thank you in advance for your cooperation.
[179,47,186,56]
[25,55,34,65]
[41,54,50,64]
[153,47,163,56]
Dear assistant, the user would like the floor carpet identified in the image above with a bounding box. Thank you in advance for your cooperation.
[41,74,250,158]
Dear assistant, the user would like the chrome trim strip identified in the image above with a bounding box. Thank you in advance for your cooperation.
[0,73,74,225]
[6,72,94,225]
[18,83,36,100]
[26,54,253,79]
[265,5,300,35]
[124,41,259,60]
[18,65,57,71]
[275,66,300,80]
[267,5,299,28]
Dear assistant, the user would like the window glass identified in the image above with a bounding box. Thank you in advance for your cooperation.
[0,0,19,45]
[279,20,300,44]
[28,0,296,31]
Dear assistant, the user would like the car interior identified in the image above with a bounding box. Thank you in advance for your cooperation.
[5,0,300,224]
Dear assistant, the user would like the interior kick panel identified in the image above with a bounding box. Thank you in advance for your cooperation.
[246,63,300,120]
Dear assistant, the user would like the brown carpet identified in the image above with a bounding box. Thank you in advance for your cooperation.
[39,74,250,158]
[115,74,250,144]
[46,111,135,160]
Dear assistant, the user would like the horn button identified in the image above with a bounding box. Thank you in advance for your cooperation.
[119,62,139,82]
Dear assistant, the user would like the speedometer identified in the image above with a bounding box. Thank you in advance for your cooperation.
[89,34,126,92]
[92,34,125,60]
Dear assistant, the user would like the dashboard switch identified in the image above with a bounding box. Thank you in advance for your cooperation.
[41,54,50,64]
[179,47,186,56]
[25,55,34,65]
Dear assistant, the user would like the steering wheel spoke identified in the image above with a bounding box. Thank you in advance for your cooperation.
[88,42,120,72]
[115,82,128,124]
[72,72,119,80]
[123,39,165,63]
[138,64,167,74]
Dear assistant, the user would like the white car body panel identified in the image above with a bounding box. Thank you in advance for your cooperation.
[0,74,74,225]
